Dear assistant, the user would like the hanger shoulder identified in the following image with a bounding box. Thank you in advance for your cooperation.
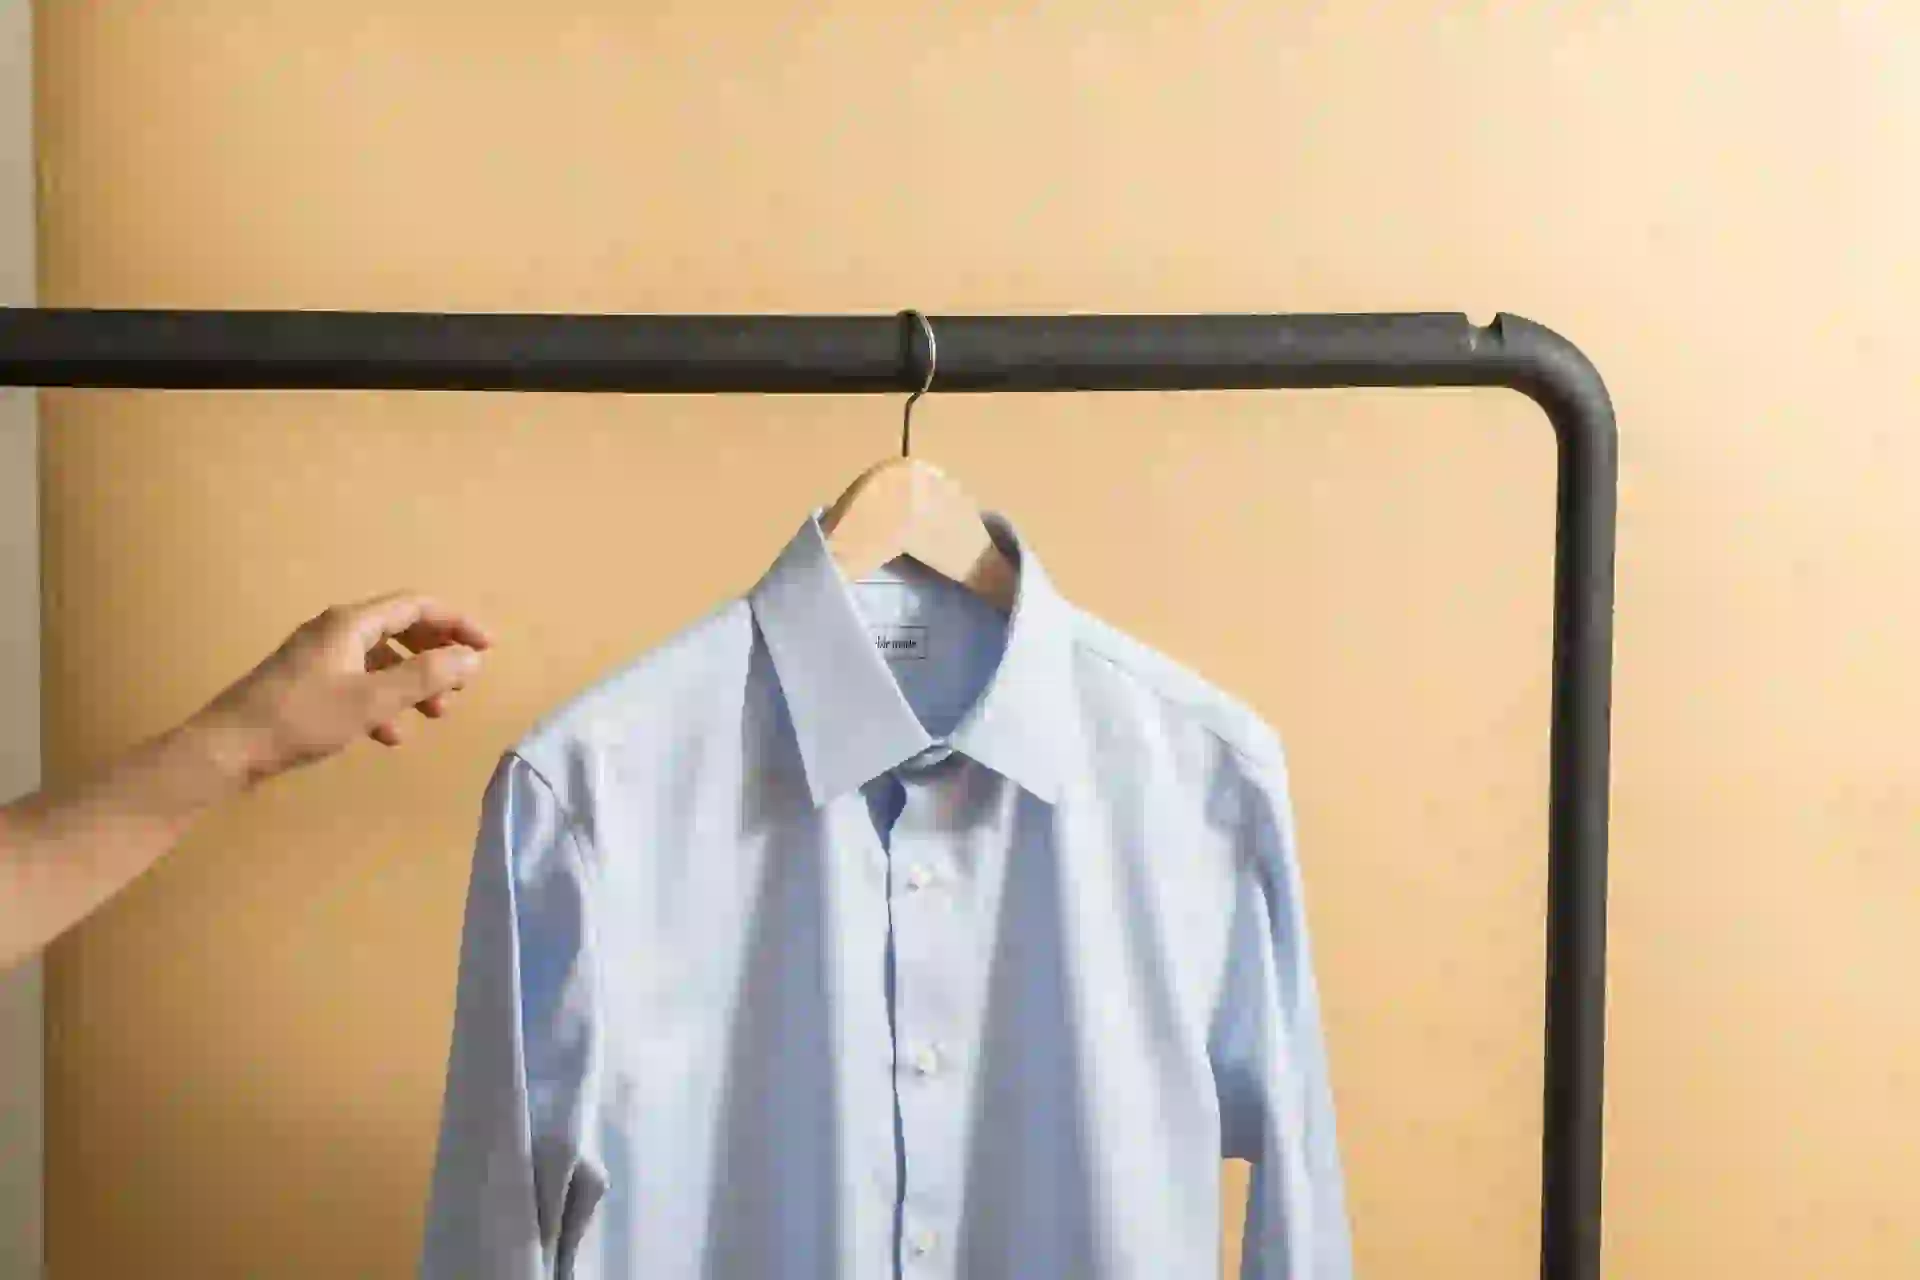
[823,458,1018,612]
[822,458,919,579]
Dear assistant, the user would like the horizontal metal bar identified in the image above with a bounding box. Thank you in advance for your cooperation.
[0,308,1593,401]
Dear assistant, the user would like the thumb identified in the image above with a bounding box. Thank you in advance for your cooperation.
[369,645,482,719]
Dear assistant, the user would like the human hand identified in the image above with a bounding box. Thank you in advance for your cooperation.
[193,592,493,785]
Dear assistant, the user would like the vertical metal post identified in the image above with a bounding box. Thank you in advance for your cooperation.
[1494,316,1617,1280]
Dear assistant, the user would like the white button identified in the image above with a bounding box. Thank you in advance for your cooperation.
[905,864,934,892]
[911,1044,941,1076]
[909,1227,939,1256]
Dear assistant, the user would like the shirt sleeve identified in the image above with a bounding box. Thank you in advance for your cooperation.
[1210,743,1354,1280]
[421,752,607,1280]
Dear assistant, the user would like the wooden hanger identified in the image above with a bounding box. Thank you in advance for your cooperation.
[821,312,1019,612]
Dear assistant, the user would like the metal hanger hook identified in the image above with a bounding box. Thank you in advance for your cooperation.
[901,309,937,456]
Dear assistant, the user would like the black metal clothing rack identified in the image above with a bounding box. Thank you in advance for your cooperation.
[3,307,1614,1280]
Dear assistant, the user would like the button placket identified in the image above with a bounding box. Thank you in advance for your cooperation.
[844,790,906,1266]
[889,768,964,1274]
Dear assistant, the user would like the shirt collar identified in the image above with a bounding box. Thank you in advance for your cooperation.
[748,510,1076,808]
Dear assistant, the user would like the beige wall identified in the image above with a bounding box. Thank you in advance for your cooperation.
[0,0,37,1275]
[34,5,1920,1278]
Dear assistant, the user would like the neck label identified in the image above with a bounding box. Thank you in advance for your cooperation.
[871,624,928,661]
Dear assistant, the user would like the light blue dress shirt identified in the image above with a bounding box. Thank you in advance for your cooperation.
[421,513,1351,1279]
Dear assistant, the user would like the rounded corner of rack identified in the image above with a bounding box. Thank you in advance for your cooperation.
[1487,313,1617,455]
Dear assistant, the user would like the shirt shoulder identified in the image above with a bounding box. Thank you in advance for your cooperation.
[1064,606,1288,780]
[508,596,757,784]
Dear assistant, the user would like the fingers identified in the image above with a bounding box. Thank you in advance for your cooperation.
[302,594,491,752]
[392,619,488,662]
[315,594,491,749]
[326,591,494,656]
[362,642,408,746]
[365,638,449,720]
[367,645,484,732]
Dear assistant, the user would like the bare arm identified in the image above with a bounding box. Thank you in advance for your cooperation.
[0,592,492,967]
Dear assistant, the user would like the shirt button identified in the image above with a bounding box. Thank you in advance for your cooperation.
[905,864,934,892]
[911,1044,941,1076]
[909,1227,939,1257]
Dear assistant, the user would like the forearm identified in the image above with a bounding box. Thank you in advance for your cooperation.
[0,711,253,967]
[0,592,486,967]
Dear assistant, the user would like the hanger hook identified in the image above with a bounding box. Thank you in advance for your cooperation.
[901,309,936,457]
